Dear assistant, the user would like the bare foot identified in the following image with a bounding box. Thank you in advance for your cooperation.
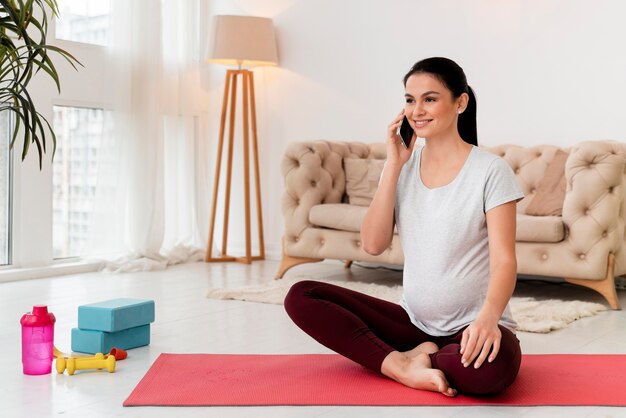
[381,351,457,397]
[402,341,439,358]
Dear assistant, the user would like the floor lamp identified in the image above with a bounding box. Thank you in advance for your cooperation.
[206,15,278,264]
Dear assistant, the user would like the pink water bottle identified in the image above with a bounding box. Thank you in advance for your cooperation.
[20,305,56,375]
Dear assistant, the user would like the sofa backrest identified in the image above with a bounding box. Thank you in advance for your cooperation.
[481,145,569,213]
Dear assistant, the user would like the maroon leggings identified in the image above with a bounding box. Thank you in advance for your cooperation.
[284,280,521,396]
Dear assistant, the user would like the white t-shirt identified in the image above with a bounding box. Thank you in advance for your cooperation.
[395,145,525,336]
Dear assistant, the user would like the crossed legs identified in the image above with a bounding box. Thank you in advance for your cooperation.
[284,280,521,396]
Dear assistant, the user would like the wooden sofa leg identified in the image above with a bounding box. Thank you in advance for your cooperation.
[276,254,323,279]
[275,237,323,279]
[344,260,353,269]
[564,253,621,310]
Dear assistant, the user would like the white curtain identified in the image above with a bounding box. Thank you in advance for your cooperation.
[83,0,212,272]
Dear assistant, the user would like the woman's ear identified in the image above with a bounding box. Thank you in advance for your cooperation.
[457,92,469,114]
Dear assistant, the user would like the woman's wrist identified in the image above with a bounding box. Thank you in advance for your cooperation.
[477,304,501,324]
[383,160,404,174]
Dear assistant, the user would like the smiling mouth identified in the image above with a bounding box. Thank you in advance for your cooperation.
[414,119,433,128]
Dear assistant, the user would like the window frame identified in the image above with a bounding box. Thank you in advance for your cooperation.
[51,102,106,260]
[53,0,110,47]
[1,9,110,277]
[0,113,14,268]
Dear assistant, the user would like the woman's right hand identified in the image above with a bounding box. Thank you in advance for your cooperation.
[387,109,416,169]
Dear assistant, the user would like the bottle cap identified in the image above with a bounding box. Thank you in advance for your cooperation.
[20,305,56,327]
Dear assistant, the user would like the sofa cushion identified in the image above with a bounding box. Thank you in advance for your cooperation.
[524,149,568,216]
[310,204,565,243]
[516,214,565,242]
[344,158,385,206]
[309,204,368,232]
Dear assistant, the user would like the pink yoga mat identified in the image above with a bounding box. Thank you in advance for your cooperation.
[124,353,626,407]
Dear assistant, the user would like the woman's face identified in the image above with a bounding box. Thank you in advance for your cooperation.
[404,73,467,139]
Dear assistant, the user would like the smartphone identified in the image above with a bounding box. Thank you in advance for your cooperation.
[398,116,414,149]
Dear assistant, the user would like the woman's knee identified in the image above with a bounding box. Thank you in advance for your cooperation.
[284,280,318,317]
[432,329,521,396]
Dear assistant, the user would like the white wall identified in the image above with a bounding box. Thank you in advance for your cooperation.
[206,0,626,259]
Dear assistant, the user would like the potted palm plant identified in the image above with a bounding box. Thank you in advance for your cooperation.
[0,0,80,168]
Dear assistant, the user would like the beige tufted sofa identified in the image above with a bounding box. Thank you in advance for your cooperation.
[278,140,626,309]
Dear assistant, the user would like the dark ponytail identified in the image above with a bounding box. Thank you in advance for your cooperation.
[458,86,477,146]
[403,57,477,146]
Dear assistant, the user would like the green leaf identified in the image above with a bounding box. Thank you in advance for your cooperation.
[1,0,80,166]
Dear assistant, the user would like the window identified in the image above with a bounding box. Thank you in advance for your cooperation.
[0,111,11,266]
[52,106,104,259]
[55,0,110,46]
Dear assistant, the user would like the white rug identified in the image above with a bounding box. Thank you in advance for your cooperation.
[206,276,609,333]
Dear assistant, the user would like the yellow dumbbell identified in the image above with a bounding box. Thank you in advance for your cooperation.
[56,353,116,375]
[55,356,67,374]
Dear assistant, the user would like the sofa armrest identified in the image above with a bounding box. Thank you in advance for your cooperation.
[281,141,345,242]
[562,140,626,261]
[280,141,387,244]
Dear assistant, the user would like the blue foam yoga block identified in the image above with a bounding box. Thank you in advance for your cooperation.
[71,324,151,354]
[78,298,155,332]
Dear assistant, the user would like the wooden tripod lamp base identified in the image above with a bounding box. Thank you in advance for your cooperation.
[206,69,265,264]
[205,15,278,264]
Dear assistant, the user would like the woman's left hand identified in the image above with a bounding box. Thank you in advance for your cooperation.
[459,315,502,369]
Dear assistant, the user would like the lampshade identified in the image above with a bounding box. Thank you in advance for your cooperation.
[208,15,278,67]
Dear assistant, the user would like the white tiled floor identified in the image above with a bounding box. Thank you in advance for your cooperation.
[2,259,626,417]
